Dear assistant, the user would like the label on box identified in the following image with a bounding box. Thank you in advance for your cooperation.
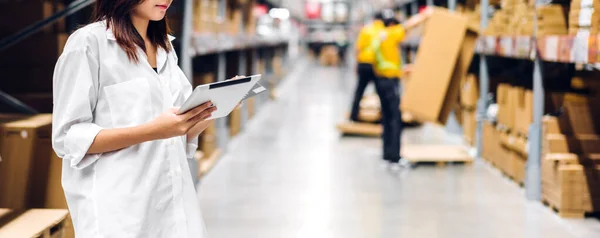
[515,36,532,58]
[579,8,594,27]
[581,0,594,8]
[544,36,559,61]
[20,130,28,139]
[500,37,514,57]
[573,31,590,63]
[485,36,497,54]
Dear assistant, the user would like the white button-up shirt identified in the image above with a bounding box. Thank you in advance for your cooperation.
[52,21,206,238]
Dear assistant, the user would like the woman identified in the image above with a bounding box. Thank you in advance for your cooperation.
[52,0,215,236]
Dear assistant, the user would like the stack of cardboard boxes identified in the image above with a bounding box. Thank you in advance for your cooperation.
[541,76,600,217]
[319,45,339,66]
[193,0,257,35]
[568,0,600,35]
[0,1,68,113]
[459,74,478,145]
[485,2,567,36]
[492,83,562,184]
[0,114,75,237]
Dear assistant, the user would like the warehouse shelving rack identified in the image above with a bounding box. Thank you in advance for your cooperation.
[396,0,554,201]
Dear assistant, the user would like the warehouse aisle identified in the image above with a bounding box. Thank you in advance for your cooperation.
[197,59,600,238]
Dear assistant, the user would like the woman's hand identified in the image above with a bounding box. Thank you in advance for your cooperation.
[149,102,217,140]
[186,119,214,142]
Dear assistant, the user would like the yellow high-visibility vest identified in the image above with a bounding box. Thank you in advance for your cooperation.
[356,20,385,64]
[373,24,406,79]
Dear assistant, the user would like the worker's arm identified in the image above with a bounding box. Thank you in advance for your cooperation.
[355,28,369,56]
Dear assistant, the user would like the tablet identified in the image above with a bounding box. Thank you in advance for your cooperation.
[178,75,262,119]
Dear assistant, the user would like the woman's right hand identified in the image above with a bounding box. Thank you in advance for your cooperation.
[149,102,217,140]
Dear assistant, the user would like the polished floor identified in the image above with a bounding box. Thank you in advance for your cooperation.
[197,58,600,238]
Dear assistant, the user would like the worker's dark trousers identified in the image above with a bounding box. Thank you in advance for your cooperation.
[375,77,403,163]
[350,63,376,121]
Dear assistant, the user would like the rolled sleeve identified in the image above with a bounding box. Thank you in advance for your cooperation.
[52,46,102,170]
[64,123,104,169]
[186,136,199,159]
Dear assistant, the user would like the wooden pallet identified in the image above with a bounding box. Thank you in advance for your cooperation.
[336,121,382,137]
[199,149,223,177]
[402,145,473,166]
[542,198,589,219]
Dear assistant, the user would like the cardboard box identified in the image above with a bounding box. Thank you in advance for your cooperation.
[247,97,256,118]
[0,1,65,37]
[462,109,476,145]
[562,93,600,134]
[319,46,339,66]
[496,84,516,128]
[193,73,215,87]
[0,209,69,238]
[0,115,53,209]
[229,107,241,136]
[483,121,500,163]
[401,9,478,124]
[542,154,600,217]
[512,151,527,184]
[226,9,243,34]
[0,33,68,66]
[514,88,533,135]
[544,134,600,154]
[460,74,478,109]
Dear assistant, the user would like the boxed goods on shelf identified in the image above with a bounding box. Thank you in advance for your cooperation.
[229,107,241,136]
[319,46,339,66]
[247,97,256,118]
[460,74,478,109]
[193,73,215,87]
[462,108,476,145]
[569,0,600,34]
[0,1,65,37]
[560,93,600,134]
[0,209,69,238]
[402,8,478,124]
[542,153,600,218]
[483,121,501,164]
[514,88,532,135]
[496,84,516,129]
[225,8,243,35]
[545,134,600,154]
[0,114,52,209]
[200,121,217,155]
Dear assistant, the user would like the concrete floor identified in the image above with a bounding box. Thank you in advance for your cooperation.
[197,58,600,238]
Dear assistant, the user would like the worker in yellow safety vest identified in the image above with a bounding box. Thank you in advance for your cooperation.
[349,13,385,122]
[372,17,407,168]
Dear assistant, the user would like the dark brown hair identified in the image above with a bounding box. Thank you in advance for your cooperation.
[94,0,172,62]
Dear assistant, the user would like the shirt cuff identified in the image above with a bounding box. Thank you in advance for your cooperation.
[186,136,199,159]
[64,123,103,170]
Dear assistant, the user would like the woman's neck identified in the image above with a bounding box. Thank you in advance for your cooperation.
[130,14,149,41]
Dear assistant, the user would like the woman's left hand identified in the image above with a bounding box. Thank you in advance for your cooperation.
[186,119,214,142]
[186,75,247,141]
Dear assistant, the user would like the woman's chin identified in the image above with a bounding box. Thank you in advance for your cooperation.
[150,13,166,21]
